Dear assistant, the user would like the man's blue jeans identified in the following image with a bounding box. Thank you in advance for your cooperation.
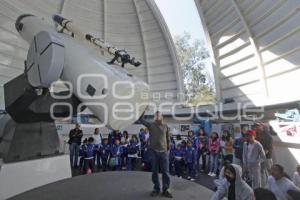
[149,149,170,192]
[69,143,80,167]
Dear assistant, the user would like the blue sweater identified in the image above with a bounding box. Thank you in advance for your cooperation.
[79,144,86,157]
[172,148,185,161]
[99,144,110,159]
[185,147,196,164]
[110,145,123,157]
[84,143,95,159]
[139,131,146,143]
[127,141,139,155]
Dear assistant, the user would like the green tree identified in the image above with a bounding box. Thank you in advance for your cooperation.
[174,32,216,106]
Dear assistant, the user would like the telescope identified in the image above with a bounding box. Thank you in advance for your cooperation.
[52,14,141,68]
[11,14,149,130]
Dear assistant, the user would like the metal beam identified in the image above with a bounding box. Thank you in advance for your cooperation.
[132,0,149,84]
[230,0,269,96]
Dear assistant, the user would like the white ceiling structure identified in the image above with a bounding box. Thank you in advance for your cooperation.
[0,0,184,110]
[1,0,300,113]
[196,0,300,107]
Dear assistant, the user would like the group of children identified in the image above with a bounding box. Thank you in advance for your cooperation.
[169,140,197,181]
[168,128,223,181]
[77,127,218,180]
[77,129,151,174]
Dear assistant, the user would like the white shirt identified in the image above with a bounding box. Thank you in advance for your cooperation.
[267,176,300,200]
[145,133,149,141]
[92,134,102,145]
[246,143,255,162]
[293,172,300,188]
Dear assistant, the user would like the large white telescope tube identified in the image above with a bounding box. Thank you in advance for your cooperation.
[15,14,149,130]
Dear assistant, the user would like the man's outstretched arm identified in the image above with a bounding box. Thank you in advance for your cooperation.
[138,109,150,128]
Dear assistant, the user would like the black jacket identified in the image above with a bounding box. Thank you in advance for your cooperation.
[68,128,83,145]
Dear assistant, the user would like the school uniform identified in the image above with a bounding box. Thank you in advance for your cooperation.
[92,134,102,167]
[83,143,95,173]
[142,144,151,171]
[109,144,123,170]
[185,146,197,179]
[99,144,110,171]
[78,143,86,172]
[120,139,129,169]
[169,139,177,174]
[172,148,185,177]
[139,131,147,160]
[127,141,140,170]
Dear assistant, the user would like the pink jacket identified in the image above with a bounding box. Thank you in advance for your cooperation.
[208,138,220,153]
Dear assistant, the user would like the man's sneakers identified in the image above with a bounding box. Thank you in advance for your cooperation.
[150,189,173,198]
[163,189,173,198]
[150,190,160,197]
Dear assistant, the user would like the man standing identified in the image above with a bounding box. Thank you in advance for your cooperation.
[255,122,273,187]
[68,123,83,168]
[139,111,172,198]
[243,130,266,189]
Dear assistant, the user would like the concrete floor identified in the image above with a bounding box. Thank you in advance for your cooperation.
[71,167,217,190]
[9,171,214,200]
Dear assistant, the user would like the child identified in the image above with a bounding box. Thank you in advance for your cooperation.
[83,137,95,174]
[181,140,188,172]
[139,128,146,159]
[221,130,234,163]
[293,165,300,188]
[127,136,140,170]
[99,138,110,171]
[196,128,208,172]
[79,138,88,173]
[141,141,151,171]
[109,139,123,170]
[185,141,196,181]
[169,137,176,174]
[208,132,220,177]
[187,130,195,144]
[120,131,130,170]
[172,143,185,178]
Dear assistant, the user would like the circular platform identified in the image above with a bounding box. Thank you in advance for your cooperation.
[9,171,213,200]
